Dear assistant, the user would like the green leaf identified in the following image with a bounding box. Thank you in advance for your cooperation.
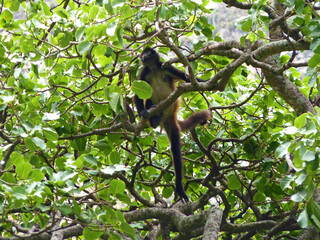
[295,173,307,185]
[73,200,81,217]
[109,92,120,113]
[43,128,59,141]
[1,172,16,183]
[307,200,320,228]
[157,134,169,153]
[22,121,34,132]
[228,175,241,190]
[116,193,131,204]
[29,169,45,181]
[162,186,174,198]
[57,204,73,215]
[12,186,27,200]
[84,154,98,166]
[254,175,267,192]
[297,209,309,228]
[293,150,303,168]
[158,4,168,19]
[110,179,125,194]
[310,24,320,38]
[25,138,38,152]
[253,192,266,202]
[262,158,274,171]
[93,45,107,57]
[89,5,100,20]
[53,170,77,182]
[1,10,13,23]
[75,26,86,41]
[147,7,157,22]
[42,112,60,121]
[280,175,293,190]
[311,38,320,53]
[78,41,92,54]
[110,151,120,164]
[16,162,32,179]
[240,35,247,47]
[72,138,87,153]
[101,164,130,175]
[104,0,114,15]
[131,80,153,99]
[241,18,252,32]
[294,113,307,129]
[119,222,136,237]
[83,228,104,240]
[307,155,319,172]
[88,24,107,39]
[291,189,307,202]
[300,144,315,161]
[40,1,51,16]
[294,0,305,13]
[306,181,315,202]
[0,95,14,103]
[56,8,69,19]
[308,54,320,68]
[116,26,123,45]
[120,5,133,19]
[9,152,24,168]
[275,142,290,158]
[32,137,46,150]
[311,214,320,229]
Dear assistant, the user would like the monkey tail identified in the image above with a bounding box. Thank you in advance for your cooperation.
[164,118,189,202]
[178,110,212,132]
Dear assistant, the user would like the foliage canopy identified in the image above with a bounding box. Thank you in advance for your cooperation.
[1,0,320,239]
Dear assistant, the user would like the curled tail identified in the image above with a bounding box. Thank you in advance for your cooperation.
[178,110,212,132]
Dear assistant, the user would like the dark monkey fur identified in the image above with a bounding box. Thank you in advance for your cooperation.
[134,47,211,202]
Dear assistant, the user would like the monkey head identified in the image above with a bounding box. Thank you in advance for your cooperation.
[140,47,160,66]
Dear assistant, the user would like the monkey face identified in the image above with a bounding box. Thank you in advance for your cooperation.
[141,47,160,65]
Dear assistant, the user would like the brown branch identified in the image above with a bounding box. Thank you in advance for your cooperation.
[100,171,156,207]
[207,120,266,151]
[36,0,70,47]
[59,122,123,140]
[222,0,252,9]
[203,204,223,240]
[211,77,264,110]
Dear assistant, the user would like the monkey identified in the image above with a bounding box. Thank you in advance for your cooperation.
[134,47,211,202]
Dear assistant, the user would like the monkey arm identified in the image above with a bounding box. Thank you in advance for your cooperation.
[134,95,147,118]
[164,65,206,83]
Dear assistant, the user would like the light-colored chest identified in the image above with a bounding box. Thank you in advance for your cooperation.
[146,70,175,104]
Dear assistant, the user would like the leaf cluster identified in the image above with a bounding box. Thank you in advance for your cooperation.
[1,0,320,239]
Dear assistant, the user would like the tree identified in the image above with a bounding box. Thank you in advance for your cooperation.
[1,0,320,239]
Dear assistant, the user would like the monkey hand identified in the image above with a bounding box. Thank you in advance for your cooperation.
[139,110,149,119]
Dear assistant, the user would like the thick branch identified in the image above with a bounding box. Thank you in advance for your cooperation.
[252,40,310,62]
[260,1,316,115]
[203,204,223,240]
[125,206,217,237]
[222,0,252,9]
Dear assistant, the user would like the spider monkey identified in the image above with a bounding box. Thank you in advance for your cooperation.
[134,47,211,202]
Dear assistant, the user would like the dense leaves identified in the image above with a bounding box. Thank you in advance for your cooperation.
[1,0,320,239]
